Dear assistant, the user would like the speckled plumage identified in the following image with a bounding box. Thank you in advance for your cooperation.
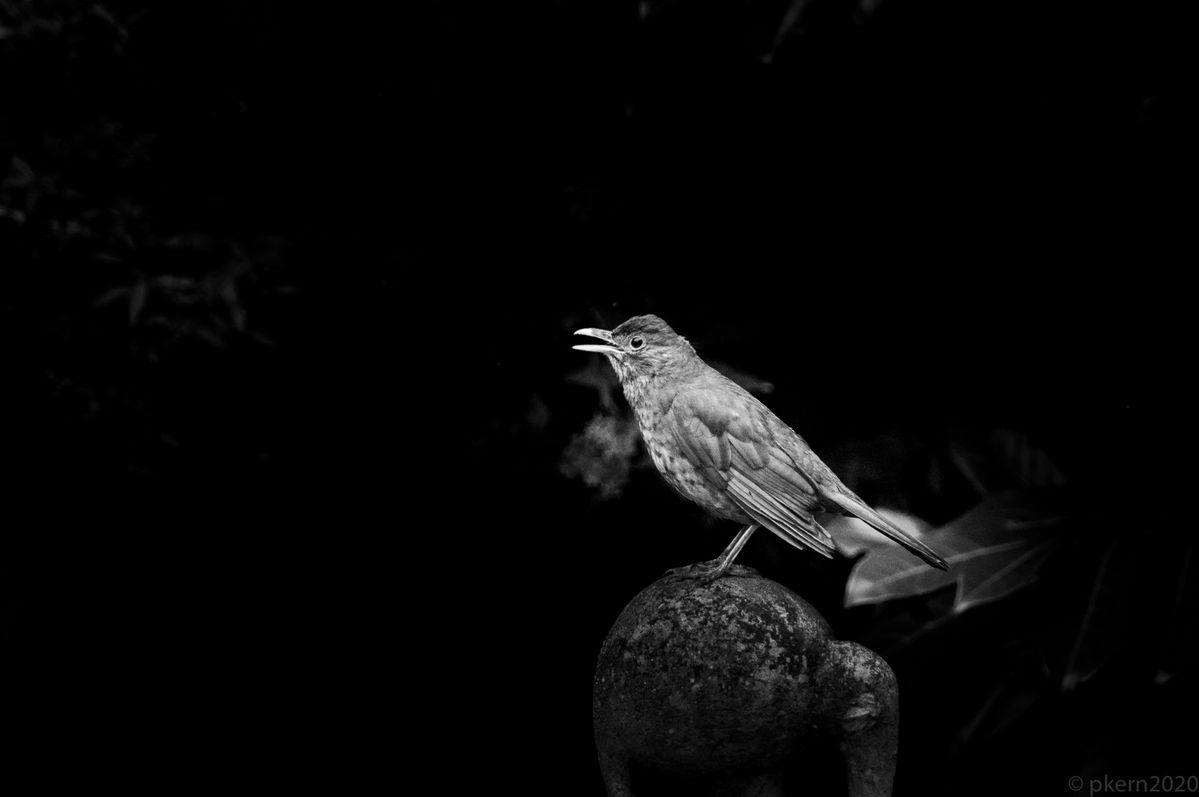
[575,314,948,576]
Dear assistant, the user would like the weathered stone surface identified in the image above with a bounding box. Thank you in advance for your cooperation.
[594,566,897,797]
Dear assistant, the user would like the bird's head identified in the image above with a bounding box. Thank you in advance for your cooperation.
[573,314,696,385]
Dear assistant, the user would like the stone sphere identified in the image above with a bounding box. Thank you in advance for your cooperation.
[593,565,898,797]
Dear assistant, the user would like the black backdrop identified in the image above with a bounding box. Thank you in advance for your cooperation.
[2,0,1192,793]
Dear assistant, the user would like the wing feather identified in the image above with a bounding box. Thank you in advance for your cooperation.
[668,388,835,558]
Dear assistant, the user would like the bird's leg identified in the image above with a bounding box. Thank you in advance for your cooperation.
[712,523,758,570]
[665,524,759,583]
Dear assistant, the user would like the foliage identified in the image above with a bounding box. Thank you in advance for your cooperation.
[2,0,1189,793]
[842,490,1068,612]
[1,0,299,494]
[1,1,288,348]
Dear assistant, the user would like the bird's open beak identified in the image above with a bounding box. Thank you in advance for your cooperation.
[573,328,622,356]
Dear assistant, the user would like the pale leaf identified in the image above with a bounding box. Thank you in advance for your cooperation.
[845,490,1069,612]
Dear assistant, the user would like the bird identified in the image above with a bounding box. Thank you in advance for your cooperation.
[573,314,948,580]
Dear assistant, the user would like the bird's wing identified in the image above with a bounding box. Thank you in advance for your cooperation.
[668,387,835,558]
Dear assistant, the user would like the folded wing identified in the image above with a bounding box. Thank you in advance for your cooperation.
[668,387,836,558]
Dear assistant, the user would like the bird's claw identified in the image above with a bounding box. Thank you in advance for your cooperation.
[663,563,721,583]
[662,561,758,584]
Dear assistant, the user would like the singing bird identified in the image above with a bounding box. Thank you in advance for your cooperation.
[574,314,948,580]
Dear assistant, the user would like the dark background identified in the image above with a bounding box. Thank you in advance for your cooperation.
[1,0,1193,793]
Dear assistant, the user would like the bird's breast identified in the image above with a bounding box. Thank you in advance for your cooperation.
[637,415,750,524]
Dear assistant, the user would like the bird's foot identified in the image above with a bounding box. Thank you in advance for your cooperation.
[663,560,758,584]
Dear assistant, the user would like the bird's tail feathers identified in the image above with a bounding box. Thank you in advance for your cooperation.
[824,491,949,570]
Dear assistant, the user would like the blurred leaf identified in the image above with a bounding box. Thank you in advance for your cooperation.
[218,278,245,331]
[952,537,1063,613]
[858,0,885,20]
[127,279,148,325]
[827,507,931,559]
[164,231,217,250]
[3,156,36,188]
[845,545,952,608]
[229,303,247,332]
[638,0,682,21]
[194,325,226,349]
[764,0,814,63]
[1157,537,1198,685]
[845,490,1069,612]
[153,275,197,293]
[1061,538,1139,691]
[764,0,889,62]
[959,655,1048,743]
[951,428,1064,496]
[93,286,128,308]
[0,205,25,223]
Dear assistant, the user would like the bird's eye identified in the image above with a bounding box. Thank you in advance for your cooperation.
[629,336,645,350]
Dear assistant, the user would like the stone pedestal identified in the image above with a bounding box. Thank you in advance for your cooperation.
[594,565,898,797]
